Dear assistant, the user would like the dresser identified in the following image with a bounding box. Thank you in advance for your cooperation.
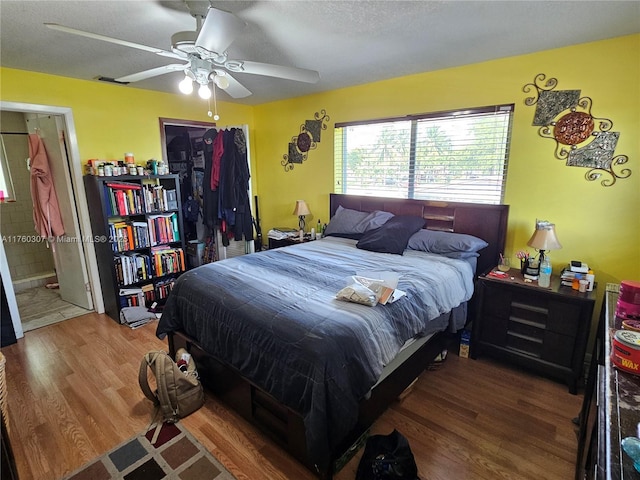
[472,268,596,394]
[576,284,640,479]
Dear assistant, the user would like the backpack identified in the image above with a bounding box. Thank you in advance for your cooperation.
[356,429,419,480]
[138,351,204,425]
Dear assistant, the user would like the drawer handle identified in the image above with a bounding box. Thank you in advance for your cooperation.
[511,301,548,315]
[507,331,543,344]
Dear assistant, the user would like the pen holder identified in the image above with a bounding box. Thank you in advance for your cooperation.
[520,259,528,275]
[524,258,539,277]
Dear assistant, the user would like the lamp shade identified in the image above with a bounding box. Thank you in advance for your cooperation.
[527,221,562,251]
[292,200,311,216]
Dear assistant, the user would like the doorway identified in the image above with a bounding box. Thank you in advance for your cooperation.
[159,117,215,246]
[159,118,254,265]
[0,102,101,337]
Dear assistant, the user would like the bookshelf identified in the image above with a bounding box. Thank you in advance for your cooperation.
[84,174,186,322]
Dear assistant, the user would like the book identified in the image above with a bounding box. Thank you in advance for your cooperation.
[166,189,178,210]
[106,181,142,190]
[147,213,179,246]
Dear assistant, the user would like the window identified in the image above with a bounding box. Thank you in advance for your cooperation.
[334,104,514,204]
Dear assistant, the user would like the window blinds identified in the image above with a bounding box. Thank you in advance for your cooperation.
[334,104,514,204]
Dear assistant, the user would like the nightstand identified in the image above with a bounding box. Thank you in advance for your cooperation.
[268,236,313,249]
[471,267,597,394]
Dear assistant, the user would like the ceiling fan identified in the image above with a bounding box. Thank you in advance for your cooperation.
[44,4,320,100]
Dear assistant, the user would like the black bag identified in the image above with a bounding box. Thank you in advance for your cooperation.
[356,429,419,480]
[183,196,200,224]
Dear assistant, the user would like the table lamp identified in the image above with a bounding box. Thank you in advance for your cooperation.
[293,200,311,231]
[527,220,562,263]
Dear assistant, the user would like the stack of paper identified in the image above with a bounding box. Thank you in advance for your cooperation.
[267,227,298,240]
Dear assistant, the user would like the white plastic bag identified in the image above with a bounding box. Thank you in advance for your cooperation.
[336,282,378,306]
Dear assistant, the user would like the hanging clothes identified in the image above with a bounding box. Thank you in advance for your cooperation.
[28,133,64,238]
[219,128,252,241]
[232,128,253,241]
[201,127,252,242]
[211,131,224,191]
[201,128,219,228]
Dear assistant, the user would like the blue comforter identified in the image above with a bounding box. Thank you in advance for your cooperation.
[156,236,473,469]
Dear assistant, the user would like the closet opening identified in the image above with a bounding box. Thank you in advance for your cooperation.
[159,118,254,268]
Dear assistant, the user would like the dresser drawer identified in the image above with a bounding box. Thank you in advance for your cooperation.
[506,331,542,357]
[508,317,545,339]
[510,300,548,330]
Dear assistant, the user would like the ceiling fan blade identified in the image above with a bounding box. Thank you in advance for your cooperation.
[238,61,320,84]
[221,73,252,99]
[45,23,183,60]
[115,64,188,83]
[195,8,246,55]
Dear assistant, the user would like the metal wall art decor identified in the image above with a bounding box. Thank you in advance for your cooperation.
[523,73,631,186]
[282,109,330,171]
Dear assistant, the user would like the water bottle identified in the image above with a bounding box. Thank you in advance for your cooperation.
[539,256,552,288]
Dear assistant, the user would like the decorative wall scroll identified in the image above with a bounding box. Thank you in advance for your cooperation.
[523,73,631,186]
[282,110,330,171]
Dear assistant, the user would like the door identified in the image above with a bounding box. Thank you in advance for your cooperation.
[25,114,93,310]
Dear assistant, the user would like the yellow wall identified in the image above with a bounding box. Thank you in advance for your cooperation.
[1,34,638,293]
[0,67,255,183]
[254,34,640,291]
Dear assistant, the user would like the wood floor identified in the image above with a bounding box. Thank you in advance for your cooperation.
[2,312,582,480]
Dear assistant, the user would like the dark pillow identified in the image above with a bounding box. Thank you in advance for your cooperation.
[407,229,488,254]
[356,215,426,255]
[324,206,394,239]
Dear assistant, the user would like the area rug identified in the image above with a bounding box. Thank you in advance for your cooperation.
[62,422,236,480]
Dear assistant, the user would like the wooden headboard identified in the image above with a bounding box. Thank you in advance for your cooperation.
[329,193,509,276]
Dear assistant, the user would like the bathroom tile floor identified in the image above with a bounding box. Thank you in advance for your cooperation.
[15,286,92,332]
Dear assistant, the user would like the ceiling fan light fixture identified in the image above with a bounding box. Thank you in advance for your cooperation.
[214,74,229,90]
[198,83,212,99]
[178,75,194,94]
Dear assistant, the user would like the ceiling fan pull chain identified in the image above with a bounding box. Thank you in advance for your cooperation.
[211,81,220,121]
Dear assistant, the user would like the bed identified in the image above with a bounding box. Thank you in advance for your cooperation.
[156,193,508,479]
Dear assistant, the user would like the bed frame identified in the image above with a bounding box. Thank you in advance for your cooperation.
[167,194,509,479]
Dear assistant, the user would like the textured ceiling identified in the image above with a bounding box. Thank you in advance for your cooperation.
[1,0,639,105]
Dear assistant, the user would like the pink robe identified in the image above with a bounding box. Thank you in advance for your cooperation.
[29,134,64,237]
